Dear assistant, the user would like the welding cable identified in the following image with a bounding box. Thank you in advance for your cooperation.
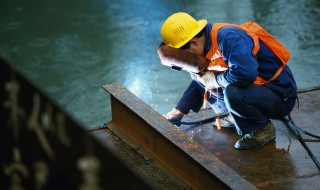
[281,117,320,171]
[293,125,320,139]
[90,113,230,131]
[168,112,229,126]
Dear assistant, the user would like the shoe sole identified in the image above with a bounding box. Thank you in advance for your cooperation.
[234,136,276,150]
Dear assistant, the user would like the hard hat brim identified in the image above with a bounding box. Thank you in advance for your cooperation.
[173,19,207,48]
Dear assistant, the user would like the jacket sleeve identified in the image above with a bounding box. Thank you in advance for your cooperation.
[215,27,259,87]
[176,80,204,114]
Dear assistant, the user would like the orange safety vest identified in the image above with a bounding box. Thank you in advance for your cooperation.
[205,21,291,85]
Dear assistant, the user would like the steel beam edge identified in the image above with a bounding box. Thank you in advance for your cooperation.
[102,82,257,190]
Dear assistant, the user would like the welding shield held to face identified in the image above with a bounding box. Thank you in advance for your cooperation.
[157,42,229,76]
[157,43,209,75]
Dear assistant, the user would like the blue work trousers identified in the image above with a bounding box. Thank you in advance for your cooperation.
[192,80,296,135]
[224,84,296,135]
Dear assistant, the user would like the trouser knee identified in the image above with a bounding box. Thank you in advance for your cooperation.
[224,84,242,106]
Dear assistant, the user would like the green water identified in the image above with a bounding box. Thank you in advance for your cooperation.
[1,0,319,128]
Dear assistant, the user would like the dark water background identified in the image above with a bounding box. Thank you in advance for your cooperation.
[1,0,319,129]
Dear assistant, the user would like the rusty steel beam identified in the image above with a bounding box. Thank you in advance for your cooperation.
[103,83,257,190]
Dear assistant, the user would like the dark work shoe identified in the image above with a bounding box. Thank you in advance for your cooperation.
[168,118,182,127]
[234,122,276,150]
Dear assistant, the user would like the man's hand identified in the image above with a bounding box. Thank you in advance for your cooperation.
[197,71,220,89]
[163,108,184,120]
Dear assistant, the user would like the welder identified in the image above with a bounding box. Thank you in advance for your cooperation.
[158,12,297,150]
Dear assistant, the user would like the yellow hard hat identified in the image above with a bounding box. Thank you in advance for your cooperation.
[161,12,207,48]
